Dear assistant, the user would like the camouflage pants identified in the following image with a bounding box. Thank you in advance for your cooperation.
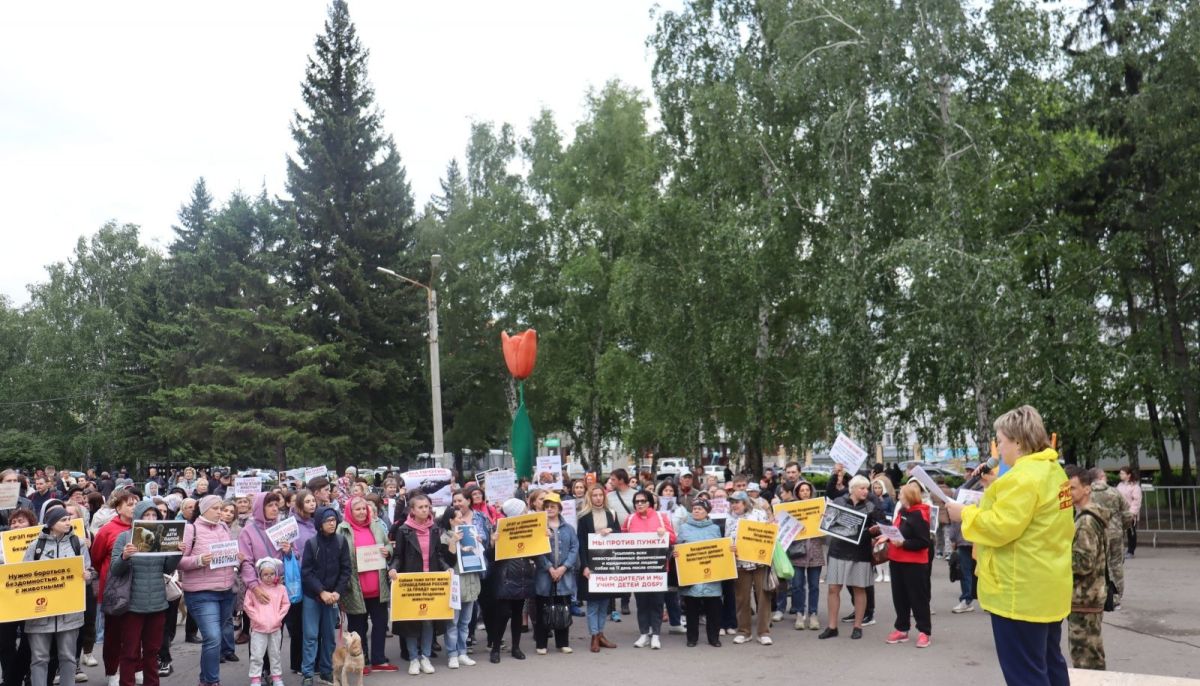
[1068,611,1105,670]
[1108,533,1125,602]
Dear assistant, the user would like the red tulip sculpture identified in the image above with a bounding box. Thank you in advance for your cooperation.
[501,329,538,479]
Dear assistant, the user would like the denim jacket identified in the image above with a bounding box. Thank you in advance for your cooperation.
[534,520,578,597]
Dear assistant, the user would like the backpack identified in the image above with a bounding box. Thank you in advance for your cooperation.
[33,533,82,560]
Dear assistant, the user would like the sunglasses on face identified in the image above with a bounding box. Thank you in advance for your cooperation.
[634,499,649,505]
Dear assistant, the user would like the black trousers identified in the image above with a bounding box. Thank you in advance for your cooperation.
[889,561,931,635]
[346,598,390,666]
[159,598,179,664]
[285,600,304,672]
[1127,525,1137,555]
[484,598,525,651]
[79,585,98,655]
[1,621,32,686]
[532,596,570,650]
[683,596,722,644]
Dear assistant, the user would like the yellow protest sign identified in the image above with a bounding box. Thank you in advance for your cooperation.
[494,512,549,561]
[775,498,827,541]
[389,571,453,621]
[734,520,778,565]
[2,525,42,563]
[674,539,737,586]
[0,556,85,622]
[72,518,86,539]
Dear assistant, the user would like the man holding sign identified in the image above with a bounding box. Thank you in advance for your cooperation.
[725,492,774,645]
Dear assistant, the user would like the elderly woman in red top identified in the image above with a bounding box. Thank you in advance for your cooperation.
[622,491,676,649]
[878,483,933,648]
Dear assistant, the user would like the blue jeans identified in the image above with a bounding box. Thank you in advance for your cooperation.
[444,601,475,658]
[585,597,609,635]
[790,566,822,615]
[184,590,234,686]
[957,548,976,601]
[664,591,681,626]
[404,622,434,659]
[302,596,338,677]
[989,614,1068,686]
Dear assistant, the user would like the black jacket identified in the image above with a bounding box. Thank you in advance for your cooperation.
[827,495,887,563]
[301,530,352,599]
[486,547,535,600]
[389,522,450,575]
[574,508,620,599]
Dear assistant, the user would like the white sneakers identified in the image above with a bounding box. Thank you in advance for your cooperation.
[106,676,118,686]
[408,660,421,675]
[668,624,686,634]
[448,656,460,669]
[458,655,476,666]
[535,648,548,655]
[82,654,98,668]
[771,611,784,622]
[808,613,821,630]
[560,647,574,654]
[732,634,749,644]
[758,636,773,646]
[952,600,975,613]
[419,657,434,674]
[633,634,649,648]
[135,673,143,686]
[650,635,661,650]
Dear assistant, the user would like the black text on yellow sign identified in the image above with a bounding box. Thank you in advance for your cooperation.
[389,571,453,622]
[674,539,737,586]
[735,520,778,564]
[0,556,86,622]
[494,512,550,560]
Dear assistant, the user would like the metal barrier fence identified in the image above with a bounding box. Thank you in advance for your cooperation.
[1137,485,1200,545]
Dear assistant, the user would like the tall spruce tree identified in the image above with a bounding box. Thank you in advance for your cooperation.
[285,0,425,470]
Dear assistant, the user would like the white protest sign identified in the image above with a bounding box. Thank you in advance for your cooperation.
[560,498,577,528]
[304,467,328,484]
[775,510,804,548]
[955,489,983,506]
[266,517,299,548]
[909,467,950,503]
[355,545,387,572]
[0,483,19,510]
[830,433,868,475]
[709,497,729,520]
[209,540,241,569]
[449,573,462,611]
[534,455,563,491]
[657,496,676,513]
[234,477,262,497]
[877,524,905,544]
[484,470,516,505]
[401,468,453,508]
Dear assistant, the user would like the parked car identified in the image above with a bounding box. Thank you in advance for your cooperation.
[655,457,691,481]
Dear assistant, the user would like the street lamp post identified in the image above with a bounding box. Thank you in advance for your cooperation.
[377,255,444,460]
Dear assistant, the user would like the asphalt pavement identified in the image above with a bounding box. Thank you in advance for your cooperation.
[76,546,1200,685]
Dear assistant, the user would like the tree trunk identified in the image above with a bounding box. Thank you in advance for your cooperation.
[275,440,286,474]
[1148,231,1198,484]
[1121,277,1171,477]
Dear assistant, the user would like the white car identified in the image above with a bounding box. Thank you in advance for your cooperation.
[655,458,691,480]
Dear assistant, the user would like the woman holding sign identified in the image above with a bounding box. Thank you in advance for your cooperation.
[622,491,676,650]
[877,483,932,648]
[178,495,241,685]
[676,499,723,648]
[337,496,397,673]
[576,484,619,652]
[388,493,450,675]
[532,492,578,655]
[726,492,773,645]
[438,505,482,669]
[820,476,885,641]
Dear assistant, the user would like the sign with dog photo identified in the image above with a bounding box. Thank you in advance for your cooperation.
[389,571,453,621]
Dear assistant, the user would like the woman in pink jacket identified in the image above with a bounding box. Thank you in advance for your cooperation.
[1117,466,1142,558]
[622,491,677,649]
[179,496,243,686]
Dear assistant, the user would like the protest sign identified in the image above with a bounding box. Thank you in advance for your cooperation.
[1,525,42,563]
[955,489,984,506]
[585,532,669,593]
[234,477,262,497]
[674,538,737,586]
[559,498,577,529]
[266,517,299,548]
[71,518,85,540]
[132,520,185,555]
[0,482,19,509]
[304,466,328,484]
[390,571,453,621]
[930,505,940,534]
[494,512,549,560]
[534,455,563,491]
[402,468,453,508]
[908,466,949,503]
[819,498,869,545]
[0,556,85,622]
[775,510,804,548]
[449,573,461,611]
[830,432,869,475]
[657,496,676,513]
[709,497,729,520]
[774,498,826,541]
[877,524,905,544]
[355,545,387,572]
[484,470,516,505]
[456,525,486,574]
[734,520,778,565]
[209,540,240,569]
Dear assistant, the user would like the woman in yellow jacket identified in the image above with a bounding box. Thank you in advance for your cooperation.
[946,405,1073,686]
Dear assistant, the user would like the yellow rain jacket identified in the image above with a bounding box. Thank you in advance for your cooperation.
[961,448,1073,623]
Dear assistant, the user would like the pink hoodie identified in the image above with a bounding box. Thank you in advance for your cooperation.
[243,572,291,634]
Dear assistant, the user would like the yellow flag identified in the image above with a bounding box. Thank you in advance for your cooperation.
[674,539,737,586]
[735,520,778,564]
[389,571,453,621]
[494,512,549,560]
[0,556,86,622]
[774,498,827,541]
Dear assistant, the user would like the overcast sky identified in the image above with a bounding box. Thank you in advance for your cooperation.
[0,0,677,306]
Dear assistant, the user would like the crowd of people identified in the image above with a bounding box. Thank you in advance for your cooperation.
[0,412,1143,686]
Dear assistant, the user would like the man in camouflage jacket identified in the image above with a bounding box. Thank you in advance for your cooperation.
[1090,468,1129,606]
[1068,466,1107,671]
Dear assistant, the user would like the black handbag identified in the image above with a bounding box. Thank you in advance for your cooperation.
[103,556,135,616]
[948,550,961,583]
[540,528,572,630]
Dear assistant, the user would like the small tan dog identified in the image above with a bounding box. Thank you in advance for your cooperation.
[332,631,365,686]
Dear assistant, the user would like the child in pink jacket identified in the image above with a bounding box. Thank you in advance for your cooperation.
[244,557,291,686]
